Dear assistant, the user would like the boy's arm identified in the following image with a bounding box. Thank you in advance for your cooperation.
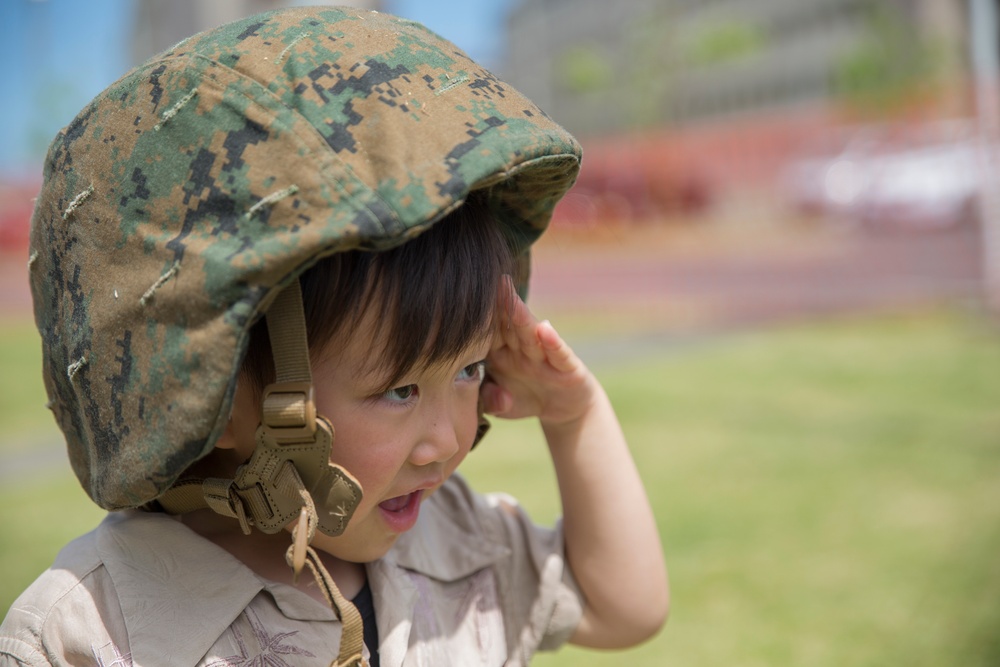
[483,280,669,649]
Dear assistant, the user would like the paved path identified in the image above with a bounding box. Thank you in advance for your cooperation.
[0,221,986,479]
[529,222,982,334]
[3,222,983,325]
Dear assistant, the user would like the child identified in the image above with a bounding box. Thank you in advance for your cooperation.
[1,6,667,666]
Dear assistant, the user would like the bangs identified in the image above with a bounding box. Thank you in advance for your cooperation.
[242,191,514,396]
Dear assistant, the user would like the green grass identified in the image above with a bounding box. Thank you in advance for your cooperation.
[0,467,105,611]
[0,317,60,450]
[462,308,1000,666]
[3,308,999,666]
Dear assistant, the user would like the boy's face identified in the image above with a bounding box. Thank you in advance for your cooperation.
[300,309,492,563]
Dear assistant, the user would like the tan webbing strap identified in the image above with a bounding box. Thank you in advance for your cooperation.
[202,477,253,534]
[157,280,367,665]
[266,279,312,384]
[264,282,366,664]
[156,479,207,515]
[283,466,366,667]
[286,540,366,667]
[262,280,317,443]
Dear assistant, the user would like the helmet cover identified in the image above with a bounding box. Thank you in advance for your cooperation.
[29,6,581,510]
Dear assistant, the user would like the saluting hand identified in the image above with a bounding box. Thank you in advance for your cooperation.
[481,277,598,429]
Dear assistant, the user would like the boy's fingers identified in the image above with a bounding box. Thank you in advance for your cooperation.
[496,277,522,352]
[537,320,579,373]
[517,323,546,364]
[499,277,548,361]
[497,276,582,371]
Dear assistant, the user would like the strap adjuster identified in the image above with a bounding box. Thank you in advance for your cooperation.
[261,381,317,443]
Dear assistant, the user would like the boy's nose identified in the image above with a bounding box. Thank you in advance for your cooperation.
[408,405,462,467]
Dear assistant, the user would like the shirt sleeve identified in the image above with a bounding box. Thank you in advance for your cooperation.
[0,528,131,667]
[350,473,586,666]
[0,637,50,667]
[443,475,583,664]
[484,491,583,651]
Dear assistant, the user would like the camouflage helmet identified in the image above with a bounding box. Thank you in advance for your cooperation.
[30,6,581,511]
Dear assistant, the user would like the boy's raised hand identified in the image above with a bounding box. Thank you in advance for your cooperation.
[482,277,597,427]
[482,277,670,648]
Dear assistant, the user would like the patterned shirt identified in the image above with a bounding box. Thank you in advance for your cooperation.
[0,474,582,666]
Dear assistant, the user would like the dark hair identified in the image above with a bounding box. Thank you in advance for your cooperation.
[241,191,515,396]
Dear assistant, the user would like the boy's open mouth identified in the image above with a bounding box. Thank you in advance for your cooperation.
[377,490,423,533]
[379,492,419,512]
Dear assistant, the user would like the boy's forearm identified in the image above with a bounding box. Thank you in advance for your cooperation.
[542,383,669,648]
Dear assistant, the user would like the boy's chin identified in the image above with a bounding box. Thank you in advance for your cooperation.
[308,529,399,564]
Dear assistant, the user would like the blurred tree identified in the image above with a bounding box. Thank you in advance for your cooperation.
[624,5,677,130]
[683,19,766,67]
[832,0,944,117]
[556,44,614,94]
[619,12,768,130]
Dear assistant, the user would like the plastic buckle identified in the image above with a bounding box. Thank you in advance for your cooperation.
[261,381,317,444]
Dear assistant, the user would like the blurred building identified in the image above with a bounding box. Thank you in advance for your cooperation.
[130,0,381,64]
[506,0,970,138]
[504,0,975,224]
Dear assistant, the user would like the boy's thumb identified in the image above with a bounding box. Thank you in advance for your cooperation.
[480,381,513,417]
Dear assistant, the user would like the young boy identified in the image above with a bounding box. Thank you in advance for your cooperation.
[1,6,667,666]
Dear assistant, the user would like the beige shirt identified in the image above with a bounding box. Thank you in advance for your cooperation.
[0,474,582,667]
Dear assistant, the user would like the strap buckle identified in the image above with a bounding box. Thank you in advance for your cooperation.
[261,380,317,444]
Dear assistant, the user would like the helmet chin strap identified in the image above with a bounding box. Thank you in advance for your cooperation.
[249,278,364,539]
[158,279,367,667]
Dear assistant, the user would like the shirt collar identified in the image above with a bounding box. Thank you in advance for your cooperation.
[368,475,512,667]
[95,511,334,667]
[93,475,509,665]
[388,474,510,580]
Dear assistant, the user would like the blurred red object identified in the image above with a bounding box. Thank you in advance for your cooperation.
[0,191,35,254]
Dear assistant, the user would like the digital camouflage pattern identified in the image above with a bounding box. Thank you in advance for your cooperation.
[29,6,581,510]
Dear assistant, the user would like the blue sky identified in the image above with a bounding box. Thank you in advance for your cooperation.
[0,0,510,178]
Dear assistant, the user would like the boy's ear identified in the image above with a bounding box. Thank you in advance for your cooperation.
[216,379,259,453]
[215,420,239,450]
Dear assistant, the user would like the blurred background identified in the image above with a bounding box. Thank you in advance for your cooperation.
[2,0,999,327]
[1,1,999,666]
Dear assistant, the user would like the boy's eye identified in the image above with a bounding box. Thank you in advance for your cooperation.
[458,360,486,383]
[382,384,416,402]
